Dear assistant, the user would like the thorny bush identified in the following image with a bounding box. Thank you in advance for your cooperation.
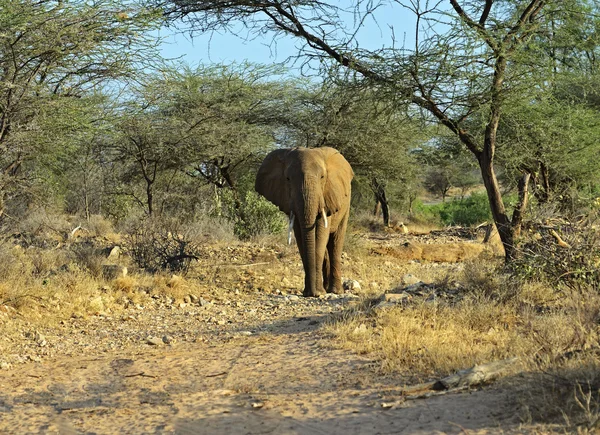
[125,217,201,273]
[511,212,600,289]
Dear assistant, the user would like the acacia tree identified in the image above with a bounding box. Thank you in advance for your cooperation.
[109,63,302,220]
[287,81,425,225]
[161,0,587,261]
[0,0,161,216]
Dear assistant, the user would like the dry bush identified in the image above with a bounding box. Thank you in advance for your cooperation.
[85,214,115,239]
[124,217,202,273]
[461,260,520,302]
[14,208,72,245]
[71,243,104,278]
[0,242,27,282]
[150,273,199,302]
[182,215,236,244]
[112,276,138,293]
[512,213,600,289]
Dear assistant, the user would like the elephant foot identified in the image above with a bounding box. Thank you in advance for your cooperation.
[303,287,326,298]
[327,284,344,295]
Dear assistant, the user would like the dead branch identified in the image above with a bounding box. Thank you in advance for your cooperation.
[549,229,572,249]
[401,357,520,397]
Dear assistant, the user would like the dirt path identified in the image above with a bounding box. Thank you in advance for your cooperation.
[1,315,526,434]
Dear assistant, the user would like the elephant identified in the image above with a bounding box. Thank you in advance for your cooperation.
[255,147,354,297]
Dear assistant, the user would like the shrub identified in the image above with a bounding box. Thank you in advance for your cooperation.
[222,190,286,240]
[511,213,600,289]
[124,217,201,273]
[71,243,104,278]
[413,193,491,227]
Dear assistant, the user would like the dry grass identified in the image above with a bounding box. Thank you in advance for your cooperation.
[324,254,600,429]
[325,297,527,381]
[2,216,600,431]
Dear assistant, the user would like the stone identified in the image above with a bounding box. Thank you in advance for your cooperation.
[189,294,199,303]
[107,246,121,260]
[102,265,127,280]
[0,362,11,370]
[401,274,422,286]
[146,337,163,346]
[382,293,410,303]
[343,279,361,292]
[287,295,300,302]
[162,335,173,344]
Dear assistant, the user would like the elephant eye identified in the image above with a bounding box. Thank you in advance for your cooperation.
[320,175,324,179]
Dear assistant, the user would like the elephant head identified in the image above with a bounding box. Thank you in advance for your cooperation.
[255,147,354,297]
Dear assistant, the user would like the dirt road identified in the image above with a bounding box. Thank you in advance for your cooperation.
[1,312,526,434]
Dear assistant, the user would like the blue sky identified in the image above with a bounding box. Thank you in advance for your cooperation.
[157,4,420,69]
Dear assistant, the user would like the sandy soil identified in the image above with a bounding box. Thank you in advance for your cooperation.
[0,227,537,434]
[0,316,527,435]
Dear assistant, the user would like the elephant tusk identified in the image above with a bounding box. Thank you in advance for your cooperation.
[288,212,294,245]
[322,209,328,229]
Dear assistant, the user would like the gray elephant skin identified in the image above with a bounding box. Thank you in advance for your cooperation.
[255,147,354,297]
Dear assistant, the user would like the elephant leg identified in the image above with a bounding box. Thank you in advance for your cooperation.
[322,248,330,291]
[311,222,329,296]
[294,220,326,297]
[327,214,349,294]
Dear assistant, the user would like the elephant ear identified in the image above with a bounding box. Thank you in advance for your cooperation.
[322,147,354,215]
[255,148,291,215]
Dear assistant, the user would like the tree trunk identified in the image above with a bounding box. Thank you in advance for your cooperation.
[146,182,153,216]
[373,201,380,217]
[371,178,390,227]
[478,151,515,261]
[512,172,530,238]
[539,161,550,203]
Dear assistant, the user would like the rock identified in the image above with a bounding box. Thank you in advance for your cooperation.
[323,293,339,300]
[382,293,411,303]
[162,335,173,344]
[0,362,11,370]
[107,246,121,260]
[239,331,253,336]
[183,295,191,304]
[102,265,127,280]
[146,337,163,346]
[374,292,411,310]
[343,279,361,292]
[199,298,210,307]
[287,295,300,302]
[401,274,422,286]
[189,294,199,303]
[404,282,429,293]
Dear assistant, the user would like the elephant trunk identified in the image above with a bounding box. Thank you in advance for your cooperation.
[302,224,318,296]
[299,177,323,296]
[301,178,323,229]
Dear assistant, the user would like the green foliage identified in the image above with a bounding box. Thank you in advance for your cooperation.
[222,190,286,240]
[415,193,492,227]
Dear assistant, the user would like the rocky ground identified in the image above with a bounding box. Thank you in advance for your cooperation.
[0,226,542,434]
